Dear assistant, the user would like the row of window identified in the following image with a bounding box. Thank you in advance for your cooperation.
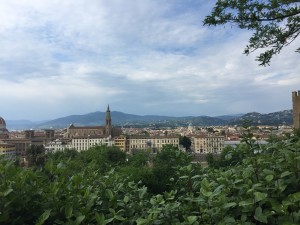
[0,150,16,154]
[130,139,178,144]
[73,139,109,142]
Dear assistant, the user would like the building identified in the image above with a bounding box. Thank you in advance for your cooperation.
[44,139,72,152]
[292,90,300,129]
[114,135,128,152]
[0,115,55,157]
[3,129,56,157]
[45,106,120,152]
[128,136,179,153]
[64,105,121,138]
[191,135,225,154]
[70,136,113,151]
[0,142,16,157]
[0,116,52,157]
[3,139,32,157]
[45,136,114,152]
[0,117,9,139]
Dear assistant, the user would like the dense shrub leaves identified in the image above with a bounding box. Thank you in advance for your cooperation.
[0,138,300,224]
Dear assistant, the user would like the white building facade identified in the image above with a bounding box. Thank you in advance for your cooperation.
[71,136,113,151]
[44,139,72,152]
[45,136,114,152]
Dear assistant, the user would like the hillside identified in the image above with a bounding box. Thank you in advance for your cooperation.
[229,110,293,126]
[6,110,293,130]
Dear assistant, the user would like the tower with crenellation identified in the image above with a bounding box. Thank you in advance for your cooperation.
[292,91,300,129]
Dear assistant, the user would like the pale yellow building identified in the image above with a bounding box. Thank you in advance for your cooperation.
[191,135,224,154]
[0,142,16,157]
[128,136,179,153]
[114,135,128,152]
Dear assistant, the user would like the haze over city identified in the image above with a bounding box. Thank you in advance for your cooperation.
[1,0,300,121]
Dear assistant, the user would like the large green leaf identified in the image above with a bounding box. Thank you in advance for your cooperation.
[65,204,73,219]
[254,207,268,224]
[75,215,85,225]
[95,213,107,225]
[223,202,237,209]
[35,209,51,225]
[254,192,267,202]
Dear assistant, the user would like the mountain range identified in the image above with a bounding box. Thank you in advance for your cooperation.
[6,110,293,130]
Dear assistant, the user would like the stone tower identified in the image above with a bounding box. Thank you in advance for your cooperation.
[105,105,112,136]
[292,91,300,129]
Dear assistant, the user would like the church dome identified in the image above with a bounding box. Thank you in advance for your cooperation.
[0,117,6,129]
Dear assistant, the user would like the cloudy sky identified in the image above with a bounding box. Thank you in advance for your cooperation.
[1,0,299,121]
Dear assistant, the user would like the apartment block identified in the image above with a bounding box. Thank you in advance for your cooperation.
[191,135,225,154]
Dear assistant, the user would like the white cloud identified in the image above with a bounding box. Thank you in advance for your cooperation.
[0,0,299,120]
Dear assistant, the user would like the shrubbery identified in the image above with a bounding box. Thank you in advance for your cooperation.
[1,135,300,224]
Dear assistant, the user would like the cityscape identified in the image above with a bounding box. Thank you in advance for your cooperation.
[1,1,300,224]
[1,90,299,159]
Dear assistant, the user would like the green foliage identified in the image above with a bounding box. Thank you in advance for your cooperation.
[207,144,252,168]
[49,148,79,161]
[122,145,192,194]
[1,137,300,224]
[206,127,215,133]
[204,0,300,66]
[206,153,217,168]
[127,150,151,167]
[179,136,192,151]
[154,144,191,167]
[26,144,46,167]
[144,145,192,194]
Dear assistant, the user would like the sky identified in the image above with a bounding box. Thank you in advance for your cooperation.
[1,0,300,121]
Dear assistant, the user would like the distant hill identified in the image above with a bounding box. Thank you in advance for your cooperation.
[5,109,293,130]
[229,110,293,126]
[6,120,48,130]
[35,111,180,129]
[214,114,244,121]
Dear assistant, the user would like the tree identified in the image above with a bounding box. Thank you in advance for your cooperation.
[204,0,300,66]
[26,145,46,167]
[206,127,215,133]
[128,150,151,167]
[179,136,192,151]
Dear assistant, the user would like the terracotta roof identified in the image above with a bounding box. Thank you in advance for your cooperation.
[129,135,179,139]
[68,126,105,129]
[72,135,110,139]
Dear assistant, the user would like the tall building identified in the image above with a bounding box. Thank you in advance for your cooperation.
[292,91,300,129]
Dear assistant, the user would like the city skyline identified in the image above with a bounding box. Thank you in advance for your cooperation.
[1,0,300,120]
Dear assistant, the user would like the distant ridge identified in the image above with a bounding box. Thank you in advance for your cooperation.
[229,110,293,126]
[5,110,293,130]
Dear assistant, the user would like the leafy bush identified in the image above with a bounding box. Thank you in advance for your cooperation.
[0,135,299,224]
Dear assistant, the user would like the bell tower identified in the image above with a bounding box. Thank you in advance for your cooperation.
[292,91,300,129]
[105,105,112,136]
